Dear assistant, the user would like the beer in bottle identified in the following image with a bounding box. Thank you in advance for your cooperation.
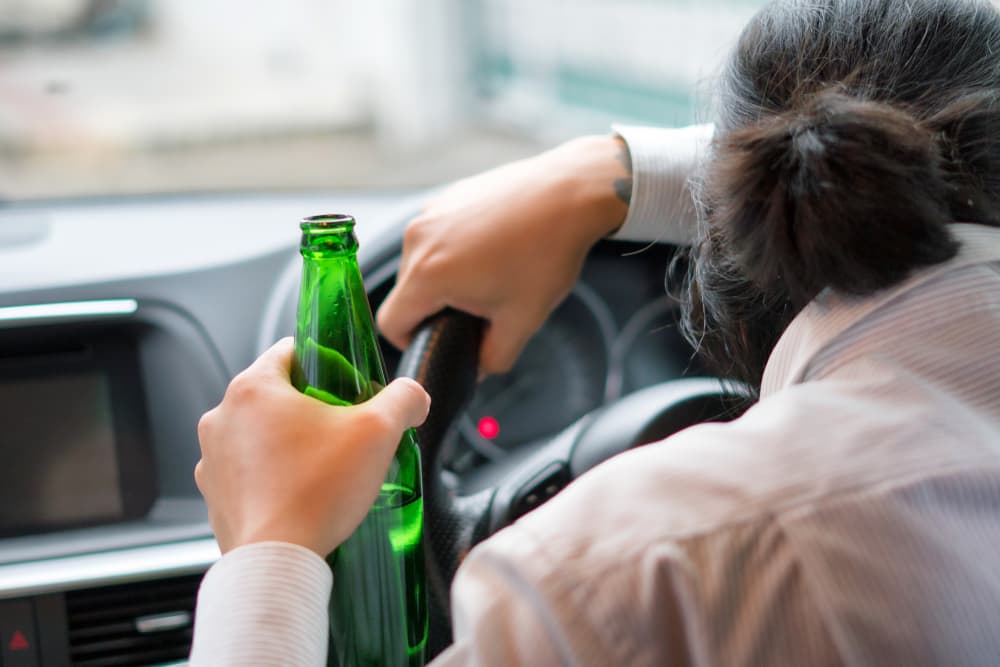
[292,214,427,667]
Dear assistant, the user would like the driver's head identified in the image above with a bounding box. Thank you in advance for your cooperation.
[681,0,1000,394]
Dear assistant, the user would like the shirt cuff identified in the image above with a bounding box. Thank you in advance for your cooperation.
[189,541,332,666]
[611,123,714,245]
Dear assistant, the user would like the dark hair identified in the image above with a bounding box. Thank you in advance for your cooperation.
[679,0,1000,396]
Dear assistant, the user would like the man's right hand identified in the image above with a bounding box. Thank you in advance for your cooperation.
[377,134,632,375]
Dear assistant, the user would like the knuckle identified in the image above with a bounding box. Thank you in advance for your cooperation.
[407,249,448,287]
[402,216,429,247]
[226,371,258,402]
[358,404,396,436]
[196,409,215,443]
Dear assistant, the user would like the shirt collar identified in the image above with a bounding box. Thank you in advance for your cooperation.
[760,223,1000,397]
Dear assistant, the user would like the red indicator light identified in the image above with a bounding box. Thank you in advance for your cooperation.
[478,416,500,440]
[9,629,29,651]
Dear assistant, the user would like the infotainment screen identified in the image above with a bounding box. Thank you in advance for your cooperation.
[0,373,123,528]
[0,331,156,537]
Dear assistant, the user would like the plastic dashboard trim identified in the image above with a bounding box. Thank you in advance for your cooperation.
[0,538,219,599]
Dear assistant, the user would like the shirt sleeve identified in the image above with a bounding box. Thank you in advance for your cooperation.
[188,541,332,666]
[610,123,715,245]
[428,525,616,667]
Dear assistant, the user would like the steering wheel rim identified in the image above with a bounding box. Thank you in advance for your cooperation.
[395,309,486,658]
[396,309,747,659]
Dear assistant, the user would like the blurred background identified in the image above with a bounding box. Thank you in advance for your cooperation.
[0,0,763,200]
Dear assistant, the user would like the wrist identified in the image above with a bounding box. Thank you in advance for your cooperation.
[225,517,329,557]
[553,135,632,243]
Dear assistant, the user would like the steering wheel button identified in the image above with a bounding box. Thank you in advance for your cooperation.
[510,462,572,521]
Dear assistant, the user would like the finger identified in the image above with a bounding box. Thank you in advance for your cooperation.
[247,337,296,380]
[479,316,535,376]
[362,377,431,431]
[376,284,445,352]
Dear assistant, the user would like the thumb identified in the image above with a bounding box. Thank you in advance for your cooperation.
[363,377,431,431]
[249,337,296,380]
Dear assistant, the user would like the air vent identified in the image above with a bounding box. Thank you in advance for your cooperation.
[65,573,202,666]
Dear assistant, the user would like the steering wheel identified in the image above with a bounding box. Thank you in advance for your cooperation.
[396,309,746,659]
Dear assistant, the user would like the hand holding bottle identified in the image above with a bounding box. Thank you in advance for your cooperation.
[195,338,430,557]
[377,134,631,375]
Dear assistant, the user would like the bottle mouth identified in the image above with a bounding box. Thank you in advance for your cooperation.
[300,213,358,256]
[300,213,356,232]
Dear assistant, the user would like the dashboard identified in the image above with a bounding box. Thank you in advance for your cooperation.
[0,192,700,666]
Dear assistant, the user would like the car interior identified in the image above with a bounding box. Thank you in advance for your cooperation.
[0,2,758,665]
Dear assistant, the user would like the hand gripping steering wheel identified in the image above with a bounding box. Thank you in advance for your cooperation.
[396,309,745,659]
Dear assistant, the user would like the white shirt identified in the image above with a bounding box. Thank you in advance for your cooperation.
[189,126,1000,666]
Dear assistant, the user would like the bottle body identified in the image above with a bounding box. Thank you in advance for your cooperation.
[292,214,427,667]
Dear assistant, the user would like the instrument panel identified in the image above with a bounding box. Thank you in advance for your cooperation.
[363,242,705,475]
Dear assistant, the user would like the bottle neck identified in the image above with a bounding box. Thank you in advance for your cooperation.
[294,215,387,402]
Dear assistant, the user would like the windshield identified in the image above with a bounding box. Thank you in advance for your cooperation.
[0,0,764,201]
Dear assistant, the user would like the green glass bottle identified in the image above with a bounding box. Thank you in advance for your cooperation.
[291,214,427,667]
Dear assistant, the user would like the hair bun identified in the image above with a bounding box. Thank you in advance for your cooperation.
[706,89,960,307]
